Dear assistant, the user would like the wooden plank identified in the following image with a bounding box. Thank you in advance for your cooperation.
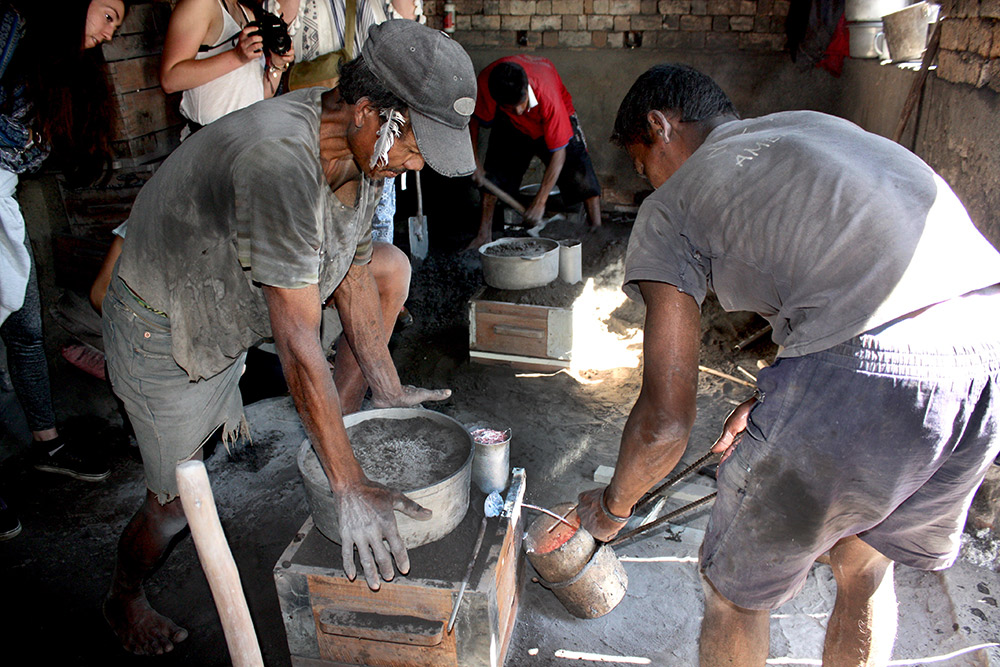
[469,350,571,372]
[106,55,162,93]
[473,310,549,357]
[307,576,459,667]
[473,298,558,320]
[116,1,172,36]
[112,126,181,164]
[111,88,182,140]
[102,30,166,62]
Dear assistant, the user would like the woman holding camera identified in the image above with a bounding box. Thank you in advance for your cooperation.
[160,0,295,137]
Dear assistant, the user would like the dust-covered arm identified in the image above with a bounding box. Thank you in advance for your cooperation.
[331,261,450,407]
[578,280,702,540]
[263,283,430,589]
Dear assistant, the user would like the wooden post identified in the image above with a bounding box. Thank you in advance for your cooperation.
[176,460,264,667]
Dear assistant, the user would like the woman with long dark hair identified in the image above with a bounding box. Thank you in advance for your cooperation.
[0,0,126,541]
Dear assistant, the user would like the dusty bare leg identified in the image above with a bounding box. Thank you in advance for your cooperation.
[466,191,497,250]
[583,195,601,228]
[823,536,896,667]
[334,242,411,413]
[104,488,191,655]
[699,572,770,667]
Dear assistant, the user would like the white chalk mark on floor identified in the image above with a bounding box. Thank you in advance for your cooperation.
[554,649,652,663]
[765,642,1000,666]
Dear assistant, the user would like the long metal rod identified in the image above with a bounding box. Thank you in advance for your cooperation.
[523,503,578,530]
[633,451,719,514]
[611,493,717,547]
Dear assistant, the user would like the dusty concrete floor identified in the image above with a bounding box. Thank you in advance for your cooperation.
[2,212,999,666]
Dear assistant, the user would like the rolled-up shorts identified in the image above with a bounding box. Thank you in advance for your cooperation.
[102,273,247,504]
[700,284,1000,610]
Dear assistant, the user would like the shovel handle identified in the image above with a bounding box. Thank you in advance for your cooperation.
[415,170,424,216]
[480,178,526,215]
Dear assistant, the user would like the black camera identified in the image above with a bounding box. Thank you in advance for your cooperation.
[243,2,291,56]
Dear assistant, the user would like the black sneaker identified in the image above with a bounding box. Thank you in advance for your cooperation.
[31,437,110,482]
[0,496,21,540]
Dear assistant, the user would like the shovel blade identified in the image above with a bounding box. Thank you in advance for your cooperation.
[408,215,429,260]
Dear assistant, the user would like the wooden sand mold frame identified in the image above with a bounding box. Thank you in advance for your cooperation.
[274,470,527,666]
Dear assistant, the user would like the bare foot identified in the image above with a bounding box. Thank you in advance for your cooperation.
[104,592,189,655]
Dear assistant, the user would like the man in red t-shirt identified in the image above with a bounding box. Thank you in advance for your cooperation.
[467,55,602,249]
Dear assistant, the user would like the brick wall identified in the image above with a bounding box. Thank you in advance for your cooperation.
[422,0,789,51]
[936,0,1000,91]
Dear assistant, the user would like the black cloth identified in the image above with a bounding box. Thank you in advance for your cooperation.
[482,113,601,207]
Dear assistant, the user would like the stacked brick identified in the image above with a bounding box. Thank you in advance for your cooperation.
[423,0,790,50]
[936,0,1000,91]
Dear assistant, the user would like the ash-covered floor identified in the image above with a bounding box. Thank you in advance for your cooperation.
[2,212,999,666]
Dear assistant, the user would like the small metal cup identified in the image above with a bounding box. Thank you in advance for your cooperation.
[468,424,512,494]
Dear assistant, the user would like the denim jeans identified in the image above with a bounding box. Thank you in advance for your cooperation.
[0,236,55,432]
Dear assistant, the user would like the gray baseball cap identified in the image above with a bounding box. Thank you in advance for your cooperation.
[362,20,477,178]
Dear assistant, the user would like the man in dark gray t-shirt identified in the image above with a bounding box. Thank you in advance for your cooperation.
[576,64,1000,665]
[102,22,480,656]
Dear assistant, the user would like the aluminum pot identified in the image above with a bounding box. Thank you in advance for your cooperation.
[848,21,889,59]
[845,0,911,22]
[479,237,560,290]
[298,408,473,548]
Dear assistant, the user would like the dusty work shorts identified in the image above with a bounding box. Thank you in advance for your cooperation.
[700,285,1000,610]
[102,273,247,504]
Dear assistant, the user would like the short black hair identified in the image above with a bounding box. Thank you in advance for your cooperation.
[487,62,528,106]
[611,64,737,147]
[338,55,407,114]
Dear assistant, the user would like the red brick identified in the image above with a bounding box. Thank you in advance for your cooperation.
[756,0,772,14]
[938,0,959,17]
[531,15,562,29]
[502,14,531,29]
[982,0,1000,18]
[739,0,756,14]
[691,0,708,14]
[707,31,741,47]
[536,0,552,11]
[941,18,973,49]
[592,30,609,46]
[739,30,784,49]
[642,0,659,13]
[614,15,631,30]
[659,0,691,13]
[681,14,714,30]
[584,0,595,11]
[472,14,501,29]
[558,30,593,46]
[484,0,501,12]
[935,48,986,83]
[633,14,664,29]
[593,0,610,12]
[562,14,580,29]
[730,15,754,30]
[969,18,994,55]
[527,31,544,46]
[948,0,978,18]
[456,15,472,29]
[587,14,615,29]
[993,21,1000,56]
[543,31,560,46]
[713,15,730,30]
[609,0,642,13]
[498,0,536,15]
[552,0,585,13]
[708,0,741,14]
[663,14,680,29]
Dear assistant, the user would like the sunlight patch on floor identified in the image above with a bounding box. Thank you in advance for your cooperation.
[568,278,643,377]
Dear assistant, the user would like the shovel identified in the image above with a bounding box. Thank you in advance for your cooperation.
[407,171,429,260]
[480,178,563,238]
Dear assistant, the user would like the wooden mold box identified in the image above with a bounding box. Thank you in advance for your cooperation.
[274,470,527,667]
[468,286,579,372]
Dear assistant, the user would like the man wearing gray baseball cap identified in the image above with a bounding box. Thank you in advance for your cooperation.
[102,20,478,655]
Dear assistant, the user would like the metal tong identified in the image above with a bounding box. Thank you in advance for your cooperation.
[610,450,720,547]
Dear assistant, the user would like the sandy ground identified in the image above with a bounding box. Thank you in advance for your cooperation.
[1,210,999,665]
